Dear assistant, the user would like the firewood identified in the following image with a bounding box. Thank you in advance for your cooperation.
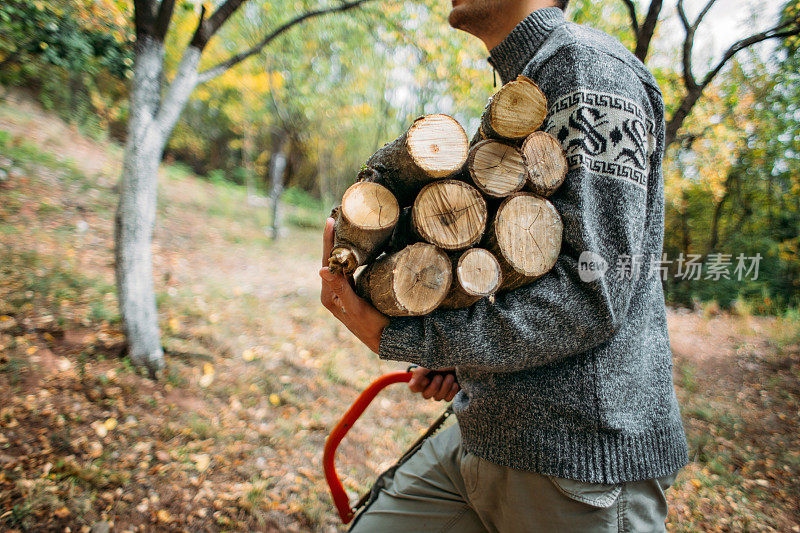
[412,180,487,251]
[478,75,548,142]
[468,140,527,198]
[358,114,469,205]
[385,206,417,253]
[484,192,562,291]
[328,181,399,275]
[521,131,568,197]
[439,248,502,309]
[355,243,452,316]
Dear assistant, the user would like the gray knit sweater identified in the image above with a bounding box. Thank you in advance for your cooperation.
[379,7,688,484]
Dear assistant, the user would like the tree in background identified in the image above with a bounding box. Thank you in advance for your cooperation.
[614,0,799,148]
[117,0,378,374]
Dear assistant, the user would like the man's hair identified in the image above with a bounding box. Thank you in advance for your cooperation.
[555,0,569,9]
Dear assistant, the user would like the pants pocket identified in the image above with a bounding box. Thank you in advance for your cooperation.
[547,475,623,509]
[458,450,481,495]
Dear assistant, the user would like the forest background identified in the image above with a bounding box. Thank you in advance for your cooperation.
[1,0,799,531]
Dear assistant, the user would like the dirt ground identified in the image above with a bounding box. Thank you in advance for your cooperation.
[1,91,798,532]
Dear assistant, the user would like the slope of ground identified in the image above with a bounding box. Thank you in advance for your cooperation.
[0,91,798,532]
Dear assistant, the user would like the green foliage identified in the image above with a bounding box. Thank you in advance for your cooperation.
[0,0,133,133]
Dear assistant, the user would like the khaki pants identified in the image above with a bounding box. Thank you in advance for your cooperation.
[349,422,677,533]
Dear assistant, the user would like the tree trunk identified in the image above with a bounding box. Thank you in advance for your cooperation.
[467,140,527,198]
[665,89,701,149]
[439,247,502,309]
[412,179,487,251]
[483,193,563,292]
[114,34,167,375]
[359,114,468,205]
[521,131,568,197]
[268,138,288,240]
[328,181,399,275]
[477,75,547,143]
[355,242,452,316]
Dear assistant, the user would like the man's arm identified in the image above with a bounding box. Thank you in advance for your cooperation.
[379,44,659,373]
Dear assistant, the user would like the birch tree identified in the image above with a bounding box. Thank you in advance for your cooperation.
[116,0,375,374]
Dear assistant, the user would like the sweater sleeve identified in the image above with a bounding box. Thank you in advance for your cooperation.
[379,43,660,373]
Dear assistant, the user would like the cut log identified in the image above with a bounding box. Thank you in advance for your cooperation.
[468,140,527,198]
[355,243,452,316]
[484,192,562,291]
[440,248,502,309]
[521,131,568,197]
[329,181,399,275]
[479,75,548,142]
[359,114,469,205]
[385,206,418,253]
[412,179,487,251]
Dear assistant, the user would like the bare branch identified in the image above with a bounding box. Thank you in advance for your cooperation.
[666,17,800,148]
[693,0,717,30]
[700,21,800,88]
[677,0,698,91]
[198,0,378,84]
[634,0,663,62]
[622,0,639,36]
[190,0,248,49]
[154,0,176,40]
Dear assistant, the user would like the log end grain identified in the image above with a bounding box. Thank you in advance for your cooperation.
[329,181,399,275]
[412,180,487,251]
[407,114,469,178]
[341,180,399,230]
[482,75,547,141]
[521,131,568,197]
[490,193,562,290]
[469,140,527,198]
[457,247,502,297]
[369,243,452,316]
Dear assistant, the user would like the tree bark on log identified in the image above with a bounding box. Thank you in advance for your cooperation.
[483,192,562,292]
[521,131,568,197]
[468,140,527,198]
[439,248,502,309]
[355,242,452,316]
[385,206,418,253]
[412,179,487,251]
[358,114,469,205]
[328,181,399,275]
[478,75,548,142]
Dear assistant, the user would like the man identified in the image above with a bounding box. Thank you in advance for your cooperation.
[320,0,689,530]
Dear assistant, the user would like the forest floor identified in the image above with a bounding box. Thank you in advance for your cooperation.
[0,91,798,532]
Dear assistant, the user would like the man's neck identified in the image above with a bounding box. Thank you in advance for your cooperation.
[480,1,558,51]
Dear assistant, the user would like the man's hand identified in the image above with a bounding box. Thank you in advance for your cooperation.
[320,217,389,354]
[409,366,459,401]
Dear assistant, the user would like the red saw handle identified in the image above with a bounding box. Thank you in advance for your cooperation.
[322,371,412,524]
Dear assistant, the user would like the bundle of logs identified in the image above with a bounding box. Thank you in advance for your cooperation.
[328,75,567,316]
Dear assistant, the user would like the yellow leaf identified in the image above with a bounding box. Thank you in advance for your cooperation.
[192,453,211,472]
[269,393,281,406]
[157,509,172,523]
[199,374,213,388]
[103,418,118,431]
[168,317,180,333]
[26,346,37,355]
[242,349,255,362]
[203,363,214,376]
